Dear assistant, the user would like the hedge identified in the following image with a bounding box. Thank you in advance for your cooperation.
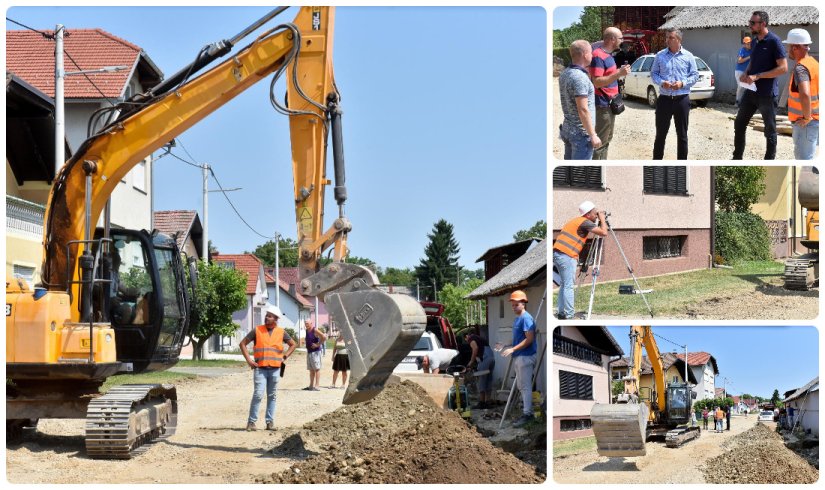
[714,212,771,265]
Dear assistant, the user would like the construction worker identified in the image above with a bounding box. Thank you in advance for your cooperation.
[590,27,631,160]
[552,201,608,319]
[714,406,724,433]
[733,10,788,160]
[240,304,297,431]
[559,40,601,159]
[735,36,753,106]
[783,28,819,160]
[651,28,698,160]
[416,348,459,374]
[502,290,537,428]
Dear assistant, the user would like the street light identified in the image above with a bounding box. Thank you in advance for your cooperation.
[54,23,129,174]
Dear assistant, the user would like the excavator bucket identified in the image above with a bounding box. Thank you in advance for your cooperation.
[327,289,426,404]
[590,403,649,457]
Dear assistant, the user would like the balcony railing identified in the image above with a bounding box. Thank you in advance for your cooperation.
[7,195,45,239]
[553,335,604,366]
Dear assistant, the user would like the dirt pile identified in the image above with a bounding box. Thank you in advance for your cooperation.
[704,423,818,484]
[259,381,544,484]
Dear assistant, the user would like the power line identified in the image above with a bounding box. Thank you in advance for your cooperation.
[62,49,121,107]
[6,17,53,38]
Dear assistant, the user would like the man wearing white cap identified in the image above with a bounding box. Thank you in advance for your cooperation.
[783,28,819,159]
[240,304,297,431]
[552,201,608,319]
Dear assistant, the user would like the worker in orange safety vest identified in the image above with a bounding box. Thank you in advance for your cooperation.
[240,304,297,431]
[552,201,607,319]
[783,28,819,160]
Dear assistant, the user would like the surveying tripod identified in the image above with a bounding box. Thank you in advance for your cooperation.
[575,213,654,319]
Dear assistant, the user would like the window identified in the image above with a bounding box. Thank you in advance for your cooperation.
[219,261,236,269]
[133,160,147,193]
[643,166,687,195]
[499,298,504,319]
[13,264,36,286]
[630,57,645,72]
[559,370,593,400]
[696,57,709,71]
[643,236,685,259]
[560,419,592,432]
[553,166,603,189]
[641,56,654,72]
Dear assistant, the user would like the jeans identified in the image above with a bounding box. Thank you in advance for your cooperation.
[653,94,690,159]
[733,90,778,159]
[476,346,495,394]
[592,108,615,160]
[514,354,536,416]
[248,367,281,424]
[553,250,577,318]
[792,119,819,160]
[715,419,723,431]
[561,130,593,160]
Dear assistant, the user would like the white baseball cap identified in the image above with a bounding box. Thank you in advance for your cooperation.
[579,201,596,215]
[781,28,812,45]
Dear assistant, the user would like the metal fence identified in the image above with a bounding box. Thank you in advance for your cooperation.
[6,195,45,238]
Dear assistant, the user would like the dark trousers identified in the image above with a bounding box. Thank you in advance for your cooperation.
[653,94,690,159]
[733,90,778,160]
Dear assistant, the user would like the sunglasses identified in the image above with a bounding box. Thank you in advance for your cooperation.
[748,20,763,25]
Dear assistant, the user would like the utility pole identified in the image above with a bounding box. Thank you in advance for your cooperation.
[416,278,420,301]
[202,164,209,263]
[274,232,280,308]
[54,24,65,176]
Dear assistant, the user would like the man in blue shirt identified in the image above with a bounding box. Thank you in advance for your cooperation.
[650,28,698,160]
[733,10,788,159]
[502,290,537,427]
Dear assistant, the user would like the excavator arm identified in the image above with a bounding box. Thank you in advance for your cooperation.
[39,6,425,403]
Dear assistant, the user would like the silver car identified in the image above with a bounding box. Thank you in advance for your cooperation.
[393,331,441,373]
[758,410,774,422]
[623,54,715,107]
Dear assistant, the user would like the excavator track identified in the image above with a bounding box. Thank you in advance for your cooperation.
[664,425,701,448]
[85,384,177,459]
[784,254,819,291]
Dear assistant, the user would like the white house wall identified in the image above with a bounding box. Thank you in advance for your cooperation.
[553,353,612,418]
[791,390,819,436]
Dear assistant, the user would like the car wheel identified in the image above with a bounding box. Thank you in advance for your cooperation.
[696,99,708,108]
[647,87,657,108]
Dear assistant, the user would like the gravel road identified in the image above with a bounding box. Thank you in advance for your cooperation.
[554,415,758,484]
[552,77,797,160]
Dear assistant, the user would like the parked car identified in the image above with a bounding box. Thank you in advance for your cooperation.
[623,54,715,108]
[393,331,442,373]
[420,301,458,350]
[758,410,775,422]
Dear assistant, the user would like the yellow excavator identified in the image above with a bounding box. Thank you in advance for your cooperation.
[6,6,426,458]
[784,166,819,290]
[590,326,699,457]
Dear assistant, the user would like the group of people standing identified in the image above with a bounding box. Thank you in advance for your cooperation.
[559,10,818,160]
[701,406,732,433]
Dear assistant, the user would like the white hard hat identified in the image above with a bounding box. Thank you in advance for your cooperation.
[578,201,596,215]
[265,304,283,318]
[782,28,812,45]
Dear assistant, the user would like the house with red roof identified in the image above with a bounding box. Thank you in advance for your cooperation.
[211,253,271,350]
[675,351,719,402]
[153,210,204,261]
[6,27,164,284]
[613,350,717,401]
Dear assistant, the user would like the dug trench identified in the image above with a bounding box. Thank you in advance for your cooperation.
[6,353,545,484]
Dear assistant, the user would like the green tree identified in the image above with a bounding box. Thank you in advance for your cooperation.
[378,267,416,287]
[248,236,300,268]
[612,380,624,398]
[415,219,461,299]
[189,261,247,360]
[715,166,766,212]
[513,220,547,241]
[439,278,484,330]
[553,7,611,48]
[771,389,781,406]
[345,255,377,273]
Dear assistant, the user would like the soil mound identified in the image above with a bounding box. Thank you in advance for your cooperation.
[259,381,544,484]
[704,422,818,484]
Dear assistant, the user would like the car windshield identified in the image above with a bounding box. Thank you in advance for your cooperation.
[412,336,433,351]
[761,411,773,416]
[695,58,709,71]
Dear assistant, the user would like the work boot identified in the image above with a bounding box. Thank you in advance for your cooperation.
[266,422,275,431]
[246,422,257,431]
[513,414,534,428]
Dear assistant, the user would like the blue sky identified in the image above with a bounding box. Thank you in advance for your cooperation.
[553,7,584,30]
[6,6,547,269]
[606,326,819,399]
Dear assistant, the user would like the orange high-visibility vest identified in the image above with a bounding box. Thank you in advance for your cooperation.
[253,325,285,368]
[553,216,589,258]
[788,55,819,122]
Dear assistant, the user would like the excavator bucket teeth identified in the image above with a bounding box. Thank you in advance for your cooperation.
[590,403,648,457]
[327,289,426,404]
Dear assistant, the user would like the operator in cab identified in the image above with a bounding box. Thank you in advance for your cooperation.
[240,304,297,431]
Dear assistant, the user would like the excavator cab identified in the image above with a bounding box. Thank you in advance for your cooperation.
[88,229,191,374]
[665,383,693,425]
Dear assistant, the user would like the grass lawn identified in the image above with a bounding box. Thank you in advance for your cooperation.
[553,435,596,458]
[177,359,246,368]
[554,260,783,317]
[101,371,197,393]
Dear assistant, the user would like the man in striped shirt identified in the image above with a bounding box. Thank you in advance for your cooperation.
[590,27,631,160]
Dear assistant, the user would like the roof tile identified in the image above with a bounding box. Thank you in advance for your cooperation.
[212,254,264,295]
